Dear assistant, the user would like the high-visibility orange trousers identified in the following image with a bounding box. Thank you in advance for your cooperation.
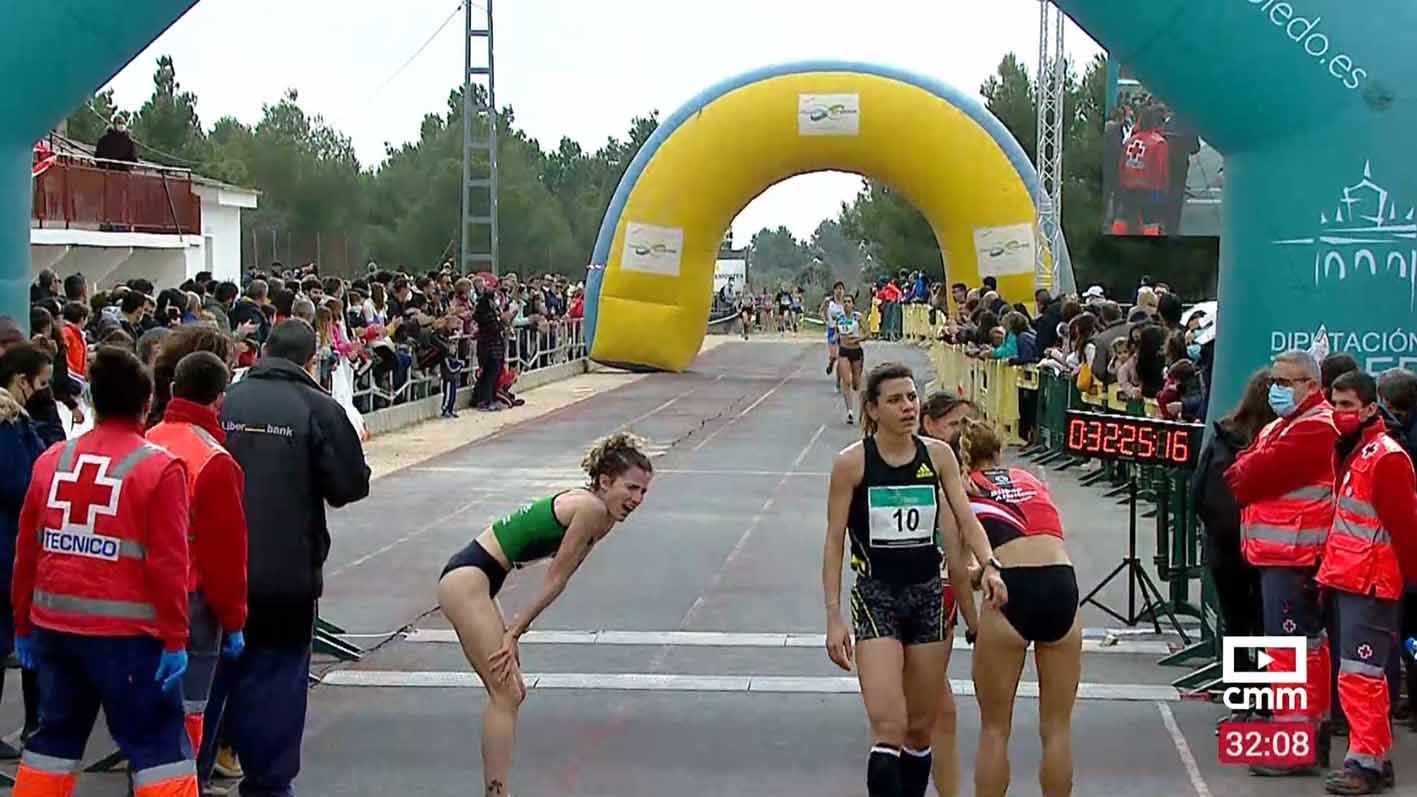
[1260,567,1330,724]
[14,630,196,797]
[1333,590,1400,773]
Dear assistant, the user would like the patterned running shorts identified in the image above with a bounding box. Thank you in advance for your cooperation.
[850,576,952,646]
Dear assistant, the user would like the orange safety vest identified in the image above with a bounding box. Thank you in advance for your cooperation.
[1316,431,1408,600]
[1240,404,1337,567]
[146,421,223,593]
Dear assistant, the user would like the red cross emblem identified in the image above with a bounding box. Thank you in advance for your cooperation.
[47,454,122,534]
[1124,138,1149,169]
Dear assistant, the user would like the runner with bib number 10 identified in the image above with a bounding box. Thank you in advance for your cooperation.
[823,362,1008,797]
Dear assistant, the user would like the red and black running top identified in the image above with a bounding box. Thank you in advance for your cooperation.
[968,467,1064,548]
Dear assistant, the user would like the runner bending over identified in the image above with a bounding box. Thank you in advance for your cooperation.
[823,362,1007,797]
[837,295,867,425]
[959,418,1080,797]
[436,434,654,797]
[917,393,982,797]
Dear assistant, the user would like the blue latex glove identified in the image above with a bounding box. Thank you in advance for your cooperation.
[154,650,188,693]
[221,630,245,661]
[14,635,36,670]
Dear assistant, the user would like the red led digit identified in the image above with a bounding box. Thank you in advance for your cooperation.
[1067,419,1087,451]
[1137,426,1156,458]
[1119,423,1137,456]
[1171,430,1192,464]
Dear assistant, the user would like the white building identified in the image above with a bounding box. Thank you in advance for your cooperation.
[30,146,258,290]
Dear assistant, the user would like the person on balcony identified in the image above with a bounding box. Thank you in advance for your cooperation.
[94,113,138,170]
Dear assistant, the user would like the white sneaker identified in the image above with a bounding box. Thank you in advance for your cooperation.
[846,412,854,425]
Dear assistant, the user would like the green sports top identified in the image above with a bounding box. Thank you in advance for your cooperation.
[492,492,571,565]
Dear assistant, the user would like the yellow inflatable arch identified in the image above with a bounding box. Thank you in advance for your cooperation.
[584,61,1074,372]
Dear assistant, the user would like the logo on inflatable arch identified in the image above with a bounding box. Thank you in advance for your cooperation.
[1276,161,1417,309]
[798,93,860,137]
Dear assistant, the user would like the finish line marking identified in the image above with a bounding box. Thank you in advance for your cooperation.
[402,628,1174,656]
[319,670,1181,701]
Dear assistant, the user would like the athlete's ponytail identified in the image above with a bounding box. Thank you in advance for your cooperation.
[958,416,1002,472]
[583,432,654,489]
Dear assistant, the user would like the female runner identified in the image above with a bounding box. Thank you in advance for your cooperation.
[823,362,1006,797]
[837,295,867,425]
[437,433,654,797]
[959,417,1081,797]
[916,391,982,797]
[822,282,847,377]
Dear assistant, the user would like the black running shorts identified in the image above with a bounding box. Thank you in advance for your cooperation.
[851,576,948,646]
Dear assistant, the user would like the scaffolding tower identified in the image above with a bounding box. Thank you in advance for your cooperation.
[1034,0,1066,293]
[461,0,499,274]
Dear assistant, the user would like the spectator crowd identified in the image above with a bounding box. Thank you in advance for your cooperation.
[0,259,590,796]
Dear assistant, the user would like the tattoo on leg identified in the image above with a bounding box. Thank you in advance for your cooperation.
[486,779,506,796]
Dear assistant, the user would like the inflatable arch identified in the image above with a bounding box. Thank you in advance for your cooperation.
[585,61,1074,372]
[7,2,1413,414]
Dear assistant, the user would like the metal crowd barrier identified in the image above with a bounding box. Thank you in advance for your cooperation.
[911,308,1221,696]
[347,317,586,414]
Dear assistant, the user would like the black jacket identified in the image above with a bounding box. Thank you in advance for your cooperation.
[228,298,271,343]
[220,357,371,646]
[1189,421,1248,568]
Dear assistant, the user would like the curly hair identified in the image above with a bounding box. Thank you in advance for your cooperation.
[582,432,653,489]
[148,325,235,427]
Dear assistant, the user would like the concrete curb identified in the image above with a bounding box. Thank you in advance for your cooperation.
[362,359,590,438]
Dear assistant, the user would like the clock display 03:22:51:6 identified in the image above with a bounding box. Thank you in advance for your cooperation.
[1063,411,1199,467]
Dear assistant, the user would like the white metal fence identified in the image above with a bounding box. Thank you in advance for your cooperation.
[346,317,587,414]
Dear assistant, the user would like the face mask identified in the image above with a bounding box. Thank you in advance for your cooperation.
[1187,343,1202,361]
[1268,384,1298,417]
[1333,409,1365,437]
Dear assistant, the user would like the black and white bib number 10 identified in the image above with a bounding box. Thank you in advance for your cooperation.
[867,486,937,548]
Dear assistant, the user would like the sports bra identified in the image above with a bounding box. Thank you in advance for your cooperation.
[968,467,1064,548]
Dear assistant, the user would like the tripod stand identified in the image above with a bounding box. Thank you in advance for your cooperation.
[1080,478,1187,637]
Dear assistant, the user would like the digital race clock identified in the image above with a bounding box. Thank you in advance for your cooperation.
[1063,410,1203,469]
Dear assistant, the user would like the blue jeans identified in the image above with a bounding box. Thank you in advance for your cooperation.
[26,630,192,776]
[198,643,311,797]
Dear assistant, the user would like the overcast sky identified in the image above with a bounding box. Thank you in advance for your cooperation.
[102,0,1101,242]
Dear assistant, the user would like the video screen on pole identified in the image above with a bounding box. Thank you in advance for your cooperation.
[1103,64,1223,239]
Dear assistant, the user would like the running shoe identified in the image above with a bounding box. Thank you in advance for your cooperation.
[846,412,854,425]
[213,747,242,779]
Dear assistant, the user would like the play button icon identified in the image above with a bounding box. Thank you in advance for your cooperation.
[1223,637,1307,684]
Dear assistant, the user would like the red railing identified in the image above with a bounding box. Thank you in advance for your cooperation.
[31,157,201,235]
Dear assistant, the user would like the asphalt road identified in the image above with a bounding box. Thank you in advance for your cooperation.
[17,336,1417,795]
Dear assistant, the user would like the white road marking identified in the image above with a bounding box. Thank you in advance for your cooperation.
[676,424,828,633]
[691,365,806,451]
[320,669,1181,701]
[328,496,492,578]
[617,375,723,433]
[1157,701,1214,797]
[410,467,833,478]
[401,628,1174,656]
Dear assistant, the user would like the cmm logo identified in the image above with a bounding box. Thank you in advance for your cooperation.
[1222,636,1308,712]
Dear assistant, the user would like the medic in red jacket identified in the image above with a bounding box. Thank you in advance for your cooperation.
[147,375,248,755]
[147,397,247,632]
[1314,372,1417,793]
[11,346,198,797]
[1224,354,1338,775]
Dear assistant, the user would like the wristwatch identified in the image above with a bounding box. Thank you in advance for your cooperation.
[984,556,1004,573]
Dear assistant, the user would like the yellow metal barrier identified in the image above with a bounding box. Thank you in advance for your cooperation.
[902,304,936,342]
[924,344,1024,445]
